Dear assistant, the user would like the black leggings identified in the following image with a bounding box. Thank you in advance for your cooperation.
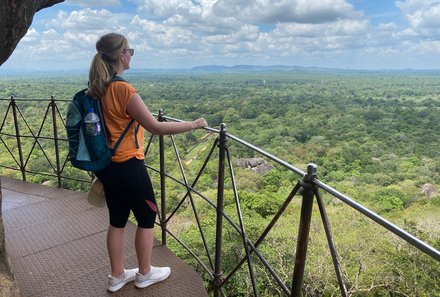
[95,157,157,228]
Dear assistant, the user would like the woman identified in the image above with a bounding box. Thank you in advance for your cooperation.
[88,33,208,292]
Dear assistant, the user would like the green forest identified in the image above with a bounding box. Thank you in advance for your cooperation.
[0,69,439,296]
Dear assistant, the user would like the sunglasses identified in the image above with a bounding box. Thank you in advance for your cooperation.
[123,48,134,56]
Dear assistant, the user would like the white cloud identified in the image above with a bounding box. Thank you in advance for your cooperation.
[212,0,359,24]
[49,8,120,31]
[20,28,40,43]
[132,0,239,35]
[127,0,369,65]
[15,29,71,62]
[204,24,260,44]
[271,18,368,49]
[418,39,440,54]
[396,0,440,35]
[132,0,202,18]
[131,15,198,49]
[5,0,440,70]
[65,0,122,6]
[7,8,127,68]
[377,22,398,31]
[64,32,101,49]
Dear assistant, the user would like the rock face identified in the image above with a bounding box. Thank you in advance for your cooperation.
[421,183,437,199]
[0,178,20,297]
[0,177,4,269]
[0,0,64,66]
[1,1,64,295]
[235,158,274,175]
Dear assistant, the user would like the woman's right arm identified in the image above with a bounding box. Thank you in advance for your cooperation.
[126,93,207,135]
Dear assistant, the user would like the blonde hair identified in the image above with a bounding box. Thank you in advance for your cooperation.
[87,33,128,98]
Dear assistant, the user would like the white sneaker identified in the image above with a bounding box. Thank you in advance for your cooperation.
[107,268,138,292]
[134,266,171,289]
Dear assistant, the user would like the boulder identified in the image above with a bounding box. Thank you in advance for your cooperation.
[421,183,437,199]
[235,158,274,175]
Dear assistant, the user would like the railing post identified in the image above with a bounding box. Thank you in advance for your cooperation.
[158,109,167,245]
[10,96,26,181]
[291,163,318,296]
[50,96,62,188]
[213,123,227,297]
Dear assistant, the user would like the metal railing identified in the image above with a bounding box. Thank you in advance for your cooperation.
[1,96,439,296]
[0,96,92,186]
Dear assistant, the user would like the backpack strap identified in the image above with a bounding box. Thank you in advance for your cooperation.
[110,118,135,156]
[96,99,109,142]
[92,75,138,156]
[108,75,139,155]
[111,75,127,83]
[134,124,140,149]
[93,78,120,143]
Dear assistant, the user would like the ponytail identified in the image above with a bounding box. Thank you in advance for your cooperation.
[87,33,128,99]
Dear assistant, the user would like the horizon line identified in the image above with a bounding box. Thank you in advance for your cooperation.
[2,64,440,75]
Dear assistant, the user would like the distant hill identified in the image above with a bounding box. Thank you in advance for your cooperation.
[190,65,440,75]
[191,65,312,72]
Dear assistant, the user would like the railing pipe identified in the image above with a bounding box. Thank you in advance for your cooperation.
[158,109,167,245]
[168,134,215,271]
[226,132,306,177]
[314,179,440,262]
[222,181,303,296]
[315,189,348,296]
[10,96,26,181]
[157,114,307,177]
[1,99,439,297]
[291,163,318,296]
[226,148,259,296]
[50,96,62,188]
[213,123,227,297]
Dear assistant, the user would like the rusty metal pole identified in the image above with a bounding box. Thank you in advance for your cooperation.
[158,109,167,245]
[50,96,62,188]
[291,163,318,296]
[10,96,26,181]
[213,123,227,297]
[315,189,348,297]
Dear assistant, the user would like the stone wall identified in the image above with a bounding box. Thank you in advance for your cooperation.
[0,178,20,296]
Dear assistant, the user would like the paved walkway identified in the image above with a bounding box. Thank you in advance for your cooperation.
[1,176,208,297]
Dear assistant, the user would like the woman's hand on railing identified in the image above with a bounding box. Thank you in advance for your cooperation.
[193,118,208,129]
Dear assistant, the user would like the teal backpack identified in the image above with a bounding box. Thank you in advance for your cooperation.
[65,76,137,171]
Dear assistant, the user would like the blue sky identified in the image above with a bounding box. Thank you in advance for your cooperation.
[2,0,440,71]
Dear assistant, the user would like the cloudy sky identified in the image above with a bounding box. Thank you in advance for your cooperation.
[3,0,440,71]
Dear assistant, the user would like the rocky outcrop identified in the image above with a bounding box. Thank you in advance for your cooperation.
[421,183,437,199]
[235,158,274,175]
[0,178,20,297]
[1,1,64,295]
[0,0,64,66]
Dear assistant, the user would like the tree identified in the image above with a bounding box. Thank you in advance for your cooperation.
[256,113,272,127]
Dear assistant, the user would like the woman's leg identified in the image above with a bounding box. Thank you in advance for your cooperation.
[135,227,154,275]
[96,162,132,278]
[107,225,125,277]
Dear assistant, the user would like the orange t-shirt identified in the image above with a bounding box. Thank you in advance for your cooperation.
[100,80,144,162]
